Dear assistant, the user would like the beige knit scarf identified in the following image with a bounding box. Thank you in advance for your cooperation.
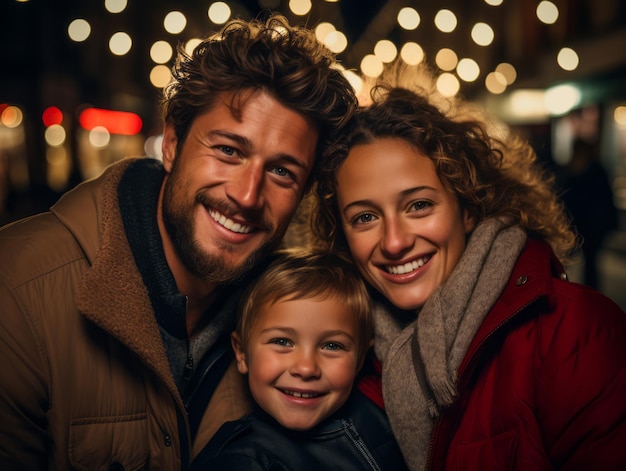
[373,218,527,470]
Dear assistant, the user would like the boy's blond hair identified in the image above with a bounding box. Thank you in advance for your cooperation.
[237,249,373,365]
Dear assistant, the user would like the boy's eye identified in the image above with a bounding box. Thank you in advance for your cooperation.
[270,338,293,347]
[322,342,345,351]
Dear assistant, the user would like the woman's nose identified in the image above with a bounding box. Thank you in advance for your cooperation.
[380,218,414,257]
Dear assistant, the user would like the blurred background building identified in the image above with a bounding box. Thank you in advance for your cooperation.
[1,0,625,308]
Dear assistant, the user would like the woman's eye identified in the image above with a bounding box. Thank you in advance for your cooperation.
[353,213,377,225]
[411,200,432,212]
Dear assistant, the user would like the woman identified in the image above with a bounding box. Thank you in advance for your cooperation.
[311,64,626,470]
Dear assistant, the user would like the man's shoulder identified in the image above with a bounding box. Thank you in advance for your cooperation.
[0,211,86,290]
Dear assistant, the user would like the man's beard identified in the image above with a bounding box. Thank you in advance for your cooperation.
[161,172,282,284]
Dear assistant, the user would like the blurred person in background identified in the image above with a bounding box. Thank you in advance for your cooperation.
[0,15,356,470]
[312,63,626,470]
[560,137,618,289]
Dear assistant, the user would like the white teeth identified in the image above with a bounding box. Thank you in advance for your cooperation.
[385,256,430,274]
[284,390,320,398]
[209,210,252,234]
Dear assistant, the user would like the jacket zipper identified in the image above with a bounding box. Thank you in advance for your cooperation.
[425,295,542,469]
[342,419,382,471]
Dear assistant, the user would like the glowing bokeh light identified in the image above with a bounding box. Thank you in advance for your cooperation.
[1,106,23,128]
[89,126,111,149]
[457,58,480,82]
[436,73,460,97]
[45,124,66,147]
[398,7,420,30]
[150,41,173,64]
[185,38,202,55]
[615,106,626,126]
[360,54,384,78]
[537,1,559,24]
[434,9,457,33]
[374,39,398,63]
[400,42,424,65]
[164,11,187,34]
[68,19,91,42]
[208,2,231,24]
[485,0,503,5]
[544,84,581,115]
[485,72,507,94]
[79,107,142,135]
[289,0,312,16]
[109,32,132,55]
[104,0,127,14]
[325,31,348,53]
[150,65,172,88]
[471,22,494,46]
[495,62,517,84]
[315,22,335,43]
[42,106,63,127]
[435,48,458,71]
[557,47,579,71]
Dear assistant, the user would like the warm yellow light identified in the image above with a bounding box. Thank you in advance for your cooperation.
[89,126,111,149]
[208,2,231,24]
[289,0,312,16]
[185,39,202,55]
[471,22,494,46]
[150,65,173,88]
[150,41,173,64]
[400,42,424,65]
[615,106,626,126]
[164,11,187,34]
[45,124,66,147]
[104,0,127,14]
[109,32,132,56]
[537,1,559,24]
[374,40,398,63]
[435,48,458,71]
[457,58,480,82]
[434,9,457,33]
[485,72,507,94]
[397,7,420,30]
[544,84,581,115]
[325,31,348,53]
[315,22,335,43]
[436,73,460,97]
[360,54,384,78]
[557,47,579,71]
[68,19,91,42]
[1,106,23,128]
[495,62,517,84]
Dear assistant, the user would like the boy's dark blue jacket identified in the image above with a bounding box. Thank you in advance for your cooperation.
[190,388,408,470]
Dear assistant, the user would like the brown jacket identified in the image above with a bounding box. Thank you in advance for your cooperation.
[0,159,251,470]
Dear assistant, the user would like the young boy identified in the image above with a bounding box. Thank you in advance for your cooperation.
[191,249,407,470]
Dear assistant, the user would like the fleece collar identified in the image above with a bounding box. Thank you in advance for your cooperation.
[67,158,179,397]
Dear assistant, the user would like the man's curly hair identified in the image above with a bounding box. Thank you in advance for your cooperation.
[161,15,357,190]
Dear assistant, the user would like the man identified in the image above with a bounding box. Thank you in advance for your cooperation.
[0,15,356,470]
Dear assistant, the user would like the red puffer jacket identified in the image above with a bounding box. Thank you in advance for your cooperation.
[429,239,626,470]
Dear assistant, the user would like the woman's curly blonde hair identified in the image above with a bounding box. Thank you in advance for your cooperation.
[311,62,577,264]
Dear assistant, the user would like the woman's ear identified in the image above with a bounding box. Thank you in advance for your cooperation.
[231,332,249,374]
[463,210,476,234]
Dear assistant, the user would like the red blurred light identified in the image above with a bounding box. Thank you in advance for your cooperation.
[78,107,142,135]
[42,106,63,127]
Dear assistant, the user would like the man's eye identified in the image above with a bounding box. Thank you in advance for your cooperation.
[271,167,293,179]
[218,145,236,156]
